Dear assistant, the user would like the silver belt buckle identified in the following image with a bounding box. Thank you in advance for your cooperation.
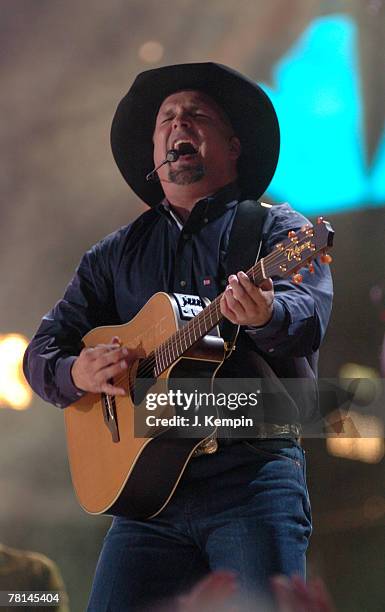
[192,437,218,457]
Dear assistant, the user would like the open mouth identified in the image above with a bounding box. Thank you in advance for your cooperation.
[172,140,199,157]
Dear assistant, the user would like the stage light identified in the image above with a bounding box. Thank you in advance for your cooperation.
[264,15,385,213]
[326,411,384,463]
[138,41,164,64]
[327,436,384,463]
[0,334,32,410]
[339,362,379,380]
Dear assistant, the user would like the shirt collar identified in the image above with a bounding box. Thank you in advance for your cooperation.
[158,182,240,231]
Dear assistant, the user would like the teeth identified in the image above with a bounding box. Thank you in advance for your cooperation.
[172,140,198,155]
[173,139,197,151]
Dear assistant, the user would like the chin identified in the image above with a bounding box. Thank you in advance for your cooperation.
[168,164,205,186]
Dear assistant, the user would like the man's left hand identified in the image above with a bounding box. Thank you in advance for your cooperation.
[220,271,274,327]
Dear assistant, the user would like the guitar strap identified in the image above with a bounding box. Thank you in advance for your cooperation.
[220,199,270,348]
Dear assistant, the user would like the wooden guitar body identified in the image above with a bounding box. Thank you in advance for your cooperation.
[64,292,225,519]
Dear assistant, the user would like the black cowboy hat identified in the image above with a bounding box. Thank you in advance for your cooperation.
[111,62,280,206]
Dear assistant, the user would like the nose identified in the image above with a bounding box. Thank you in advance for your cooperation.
[172,110,191,130]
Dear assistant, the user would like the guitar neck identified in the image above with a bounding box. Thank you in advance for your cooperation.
[153,259,265,376]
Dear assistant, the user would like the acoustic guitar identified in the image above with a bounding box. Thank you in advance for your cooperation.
[64,218,334,519]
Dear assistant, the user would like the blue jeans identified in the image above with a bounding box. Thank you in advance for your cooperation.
[87,439,312,611]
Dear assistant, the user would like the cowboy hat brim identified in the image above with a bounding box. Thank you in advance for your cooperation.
[110,62,280,206]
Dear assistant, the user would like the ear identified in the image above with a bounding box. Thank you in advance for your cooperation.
[229,135,241,160]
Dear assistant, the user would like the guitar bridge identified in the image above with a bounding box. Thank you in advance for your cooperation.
[102,390,120,442]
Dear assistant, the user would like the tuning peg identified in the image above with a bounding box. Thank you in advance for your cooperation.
[317,216,324,224]
[288,230,296,238]
[308,262,315,274]
[292,273,303,284]
[301,224,310,231]
[320,253,332,264]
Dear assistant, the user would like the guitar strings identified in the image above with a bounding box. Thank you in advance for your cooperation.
[109,231,322,386]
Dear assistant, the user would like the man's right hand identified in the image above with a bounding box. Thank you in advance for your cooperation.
[71,336,141,396]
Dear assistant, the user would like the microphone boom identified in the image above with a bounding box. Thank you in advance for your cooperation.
[146,149,180,182]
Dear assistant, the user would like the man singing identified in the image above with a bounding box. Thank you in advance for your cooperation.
[24,63,333,611]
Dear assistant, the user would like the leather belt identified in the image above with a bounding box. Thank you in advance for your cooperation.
[192,423,301,457]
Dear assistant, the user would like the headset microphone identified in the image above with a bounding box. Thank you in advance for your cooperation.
[145,149,180,182]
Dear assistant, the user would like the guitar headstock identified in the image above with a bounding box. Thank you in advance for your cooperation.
[265,217,334,282]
